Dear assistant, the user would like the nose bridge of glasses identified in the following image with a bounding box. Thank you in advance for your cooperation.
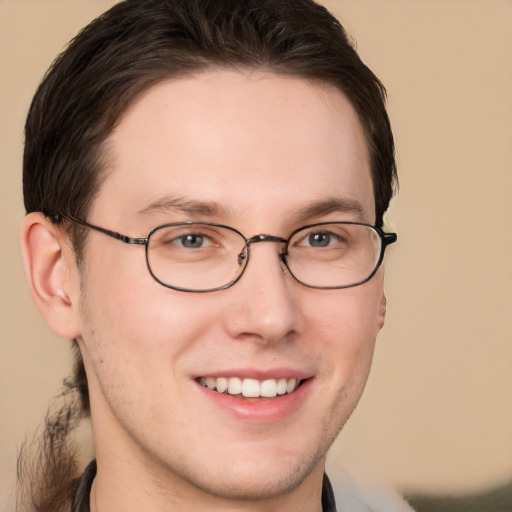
[246,234,287,245]
[237,234,288,265]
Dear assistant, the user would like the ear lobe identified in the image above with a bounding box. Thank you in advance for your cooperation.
[377,292,387,331]
[20,212,81,340]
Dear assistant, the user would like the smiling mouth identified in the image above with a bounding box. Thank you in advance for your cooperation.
[197,376,303,399]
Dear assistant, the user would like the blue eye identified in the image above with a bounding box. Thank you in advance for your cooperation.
[307,232,333,247]
[177,234,208,248]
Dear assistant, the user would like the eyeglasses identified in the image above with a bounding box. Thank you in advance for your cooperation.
[65,217,397,293]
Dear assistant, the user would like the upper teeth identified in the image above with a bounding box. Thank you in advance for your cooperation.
[199,377,299,398]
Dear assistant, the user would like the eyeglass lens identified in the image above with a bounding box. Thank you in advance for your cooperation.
[146,223,384,292]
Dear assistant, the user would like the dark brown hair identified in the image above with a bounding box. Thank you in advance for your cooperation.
[20,0,397,510]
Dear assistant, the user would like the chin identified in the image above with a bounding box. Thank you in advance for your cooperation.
[186,457,321,502]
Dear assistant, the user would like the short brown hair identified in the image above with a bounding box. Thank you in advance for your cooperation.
[23,0,396,237]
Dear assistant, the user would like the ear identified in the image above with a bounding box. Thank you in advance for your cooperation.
[377,292,387,331]
[20,212,81,340]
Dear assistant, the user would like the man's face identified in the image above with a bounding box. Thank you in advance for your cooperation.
[74,70,385,502]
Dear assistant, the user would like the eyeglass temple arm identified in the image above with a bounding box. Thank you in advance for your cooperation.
[64,216,147,245]
[382,232,398,248]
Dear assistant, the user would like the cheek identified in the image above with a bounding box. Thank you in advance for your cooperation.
[76,250,210,398]
[76,267,220,443]
[80,243,194,343]
[309,283,381,341]
[304,278,383,384]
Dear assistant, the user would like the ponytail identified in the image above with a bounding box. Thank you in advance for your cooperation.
[16,344,90,512]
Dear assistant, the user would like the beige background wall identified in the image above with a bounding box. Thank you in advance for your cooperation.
[1,0,511,510]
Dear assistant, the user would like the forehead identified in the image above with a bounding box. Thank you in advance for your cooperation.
[93,70,374,227]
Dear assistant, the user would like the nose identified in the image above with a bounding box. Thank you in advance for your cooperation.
[223,240,300,345]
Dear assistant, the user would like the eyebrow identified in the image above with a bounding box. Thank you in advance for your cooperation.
[137,194,368,223]
[137,195,231,218]
[294,197,367,223]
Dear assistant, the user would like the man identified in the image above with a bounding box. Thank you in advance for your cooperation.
[19,0,399,510]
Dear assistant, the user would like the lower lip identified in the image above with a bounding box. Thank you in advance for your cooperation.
[196,379,313,423]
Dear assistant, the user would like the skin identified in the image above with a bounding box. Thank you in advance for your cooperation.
[22,70,387,511]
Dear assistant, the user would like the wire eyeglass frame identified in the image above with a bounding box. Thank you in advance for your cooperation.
[63,215,397,293]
